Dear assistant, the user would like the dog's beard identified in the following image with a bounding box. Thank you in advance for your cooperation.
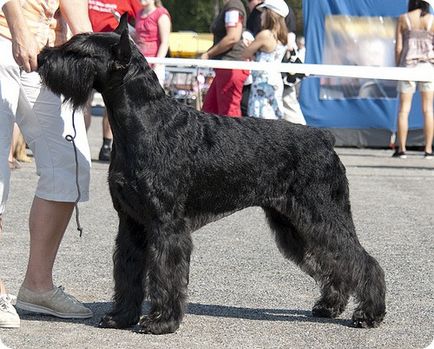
[38,52,95,109]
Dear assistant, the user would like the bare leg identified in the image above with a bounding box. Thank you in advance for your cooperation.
[7,124,20,169]
[98,111,113,161]
[21,197,74,292]
[102,111,113,140]
[421,90,434,154]
[396,92,413,152]
[83,101,92,131]
[0,280,6,295]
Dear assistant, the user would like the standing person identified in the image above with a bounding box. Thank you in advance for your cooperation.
[242,0,306,124]
[87,0,142,162]
[201,0,249,117]
[240,0,263,116]
[394,0,434,159]
[135,0,171,86]
[242,0,288,119]
[0,0,93,327]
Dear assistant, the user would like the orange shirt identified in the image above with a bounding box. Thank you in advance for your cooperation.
[0,0,67,49]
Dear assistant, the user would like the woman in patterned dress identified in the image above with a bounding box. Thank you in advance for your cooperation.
[242,0,289,119]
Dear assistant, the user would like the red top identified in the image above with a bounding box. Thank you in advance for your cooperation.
[135,7,171,57]
[88,0,142,33]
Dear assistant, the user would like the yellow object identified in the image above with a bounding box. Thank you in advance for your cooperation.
[169,32,213,58]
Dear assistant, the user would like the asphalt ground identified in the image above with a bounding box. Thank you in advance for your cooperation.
[0,115,433,349]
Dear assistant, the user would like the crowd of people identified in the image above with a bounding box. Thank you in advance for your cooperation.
[0,0,433,329]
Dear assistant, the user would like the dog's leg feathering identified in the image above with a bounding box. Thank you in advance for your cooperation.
[99,213,148,329]
[136,223,192,335]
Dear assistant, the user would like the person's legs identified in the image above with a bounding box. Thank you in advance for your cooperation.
[83,98,92,131]
[8,124,21,170]
[14,69,92,318]
[201,75,218,114]
[396,91,414,153]
[282,84,306,125]
[420,90,433,155]
[240,83,251,117]
[98,111,113,161]
[0,37,21,328]
[215,69,249,117]
[22,198,74,291]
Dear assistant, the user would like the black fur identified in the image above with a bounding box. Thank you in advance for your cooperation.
[37,14,386,334]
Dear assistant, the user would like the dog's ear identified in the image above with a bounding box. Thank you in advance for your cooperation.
[114,13,129,34]
[114,28,132,66]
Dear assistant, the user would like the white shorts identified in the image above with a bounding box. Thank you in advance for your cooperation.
[0,36,91,214]
[397,63,434,93]
[397,79,434,93]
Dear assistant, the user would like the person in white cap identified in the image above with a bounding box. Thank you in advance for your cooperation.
[393,0,434,159]
[242,0,289,119]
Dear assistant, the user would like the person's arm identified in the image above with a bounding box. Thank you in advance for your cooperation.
[395,15,404,66]
[59,0,92,35]
[241,30,268,60]
[201,9,244,59]
[201,23,243,59]
[156,13,171,58]
[3,0,39,72]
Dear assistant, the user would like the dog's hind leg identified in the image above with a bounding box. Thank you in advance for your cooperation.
[265,158,385,327]
[99,213,148,329]
[137,220,193,335]
[351,252,386,328]
[265,207,351,319]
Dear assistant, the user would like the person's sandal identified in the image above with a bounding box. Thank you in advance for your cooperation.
[392,150,407,159]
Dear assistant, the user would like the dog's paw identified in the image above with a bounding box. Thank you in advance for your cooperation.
[98,314,137,329]
[312,306,336,318]
[352,309,385,329]
[134,315,180,335]
[312,301,345,318]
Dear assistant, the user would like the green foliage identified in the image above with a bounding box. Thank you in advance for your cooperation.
[164,0,217,33]
[164,0,303,35]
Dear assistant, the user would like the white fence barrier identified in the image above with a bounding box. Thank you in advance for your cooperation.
[146,57,434,82]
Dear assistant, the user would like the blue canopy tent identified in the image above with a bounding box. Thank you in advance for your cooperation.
[300,0,427,147]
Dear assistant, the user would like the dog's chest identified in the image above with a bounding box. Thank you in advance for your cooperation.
[108,170,155,218]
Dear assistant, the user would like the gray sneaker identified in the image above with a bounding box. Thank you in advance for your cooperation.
[0,294,20,328]
[16,286,93,319]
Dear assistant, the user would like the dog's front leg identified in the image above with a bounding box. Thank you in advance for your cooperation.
[99,213,148,329]
[137,225,193,335]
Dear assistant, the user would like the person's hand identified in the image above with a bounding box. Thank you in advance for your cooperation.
[3,0,40,72]
[201,52,209,60]
[11,28,39,72]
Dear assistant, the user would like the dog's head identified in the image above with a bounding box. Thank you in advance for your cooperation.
[38,14,144,109]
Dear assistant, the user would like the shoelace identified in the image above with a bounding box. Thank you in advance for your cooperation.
[57,286,80,305]
[0,294,17,312]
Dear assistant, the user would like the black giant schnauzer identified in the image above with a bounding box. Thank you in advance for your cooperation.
[37,15,386,334]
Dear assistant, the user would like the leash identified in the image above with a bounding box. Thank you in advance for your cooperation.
[64,108,84,237]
